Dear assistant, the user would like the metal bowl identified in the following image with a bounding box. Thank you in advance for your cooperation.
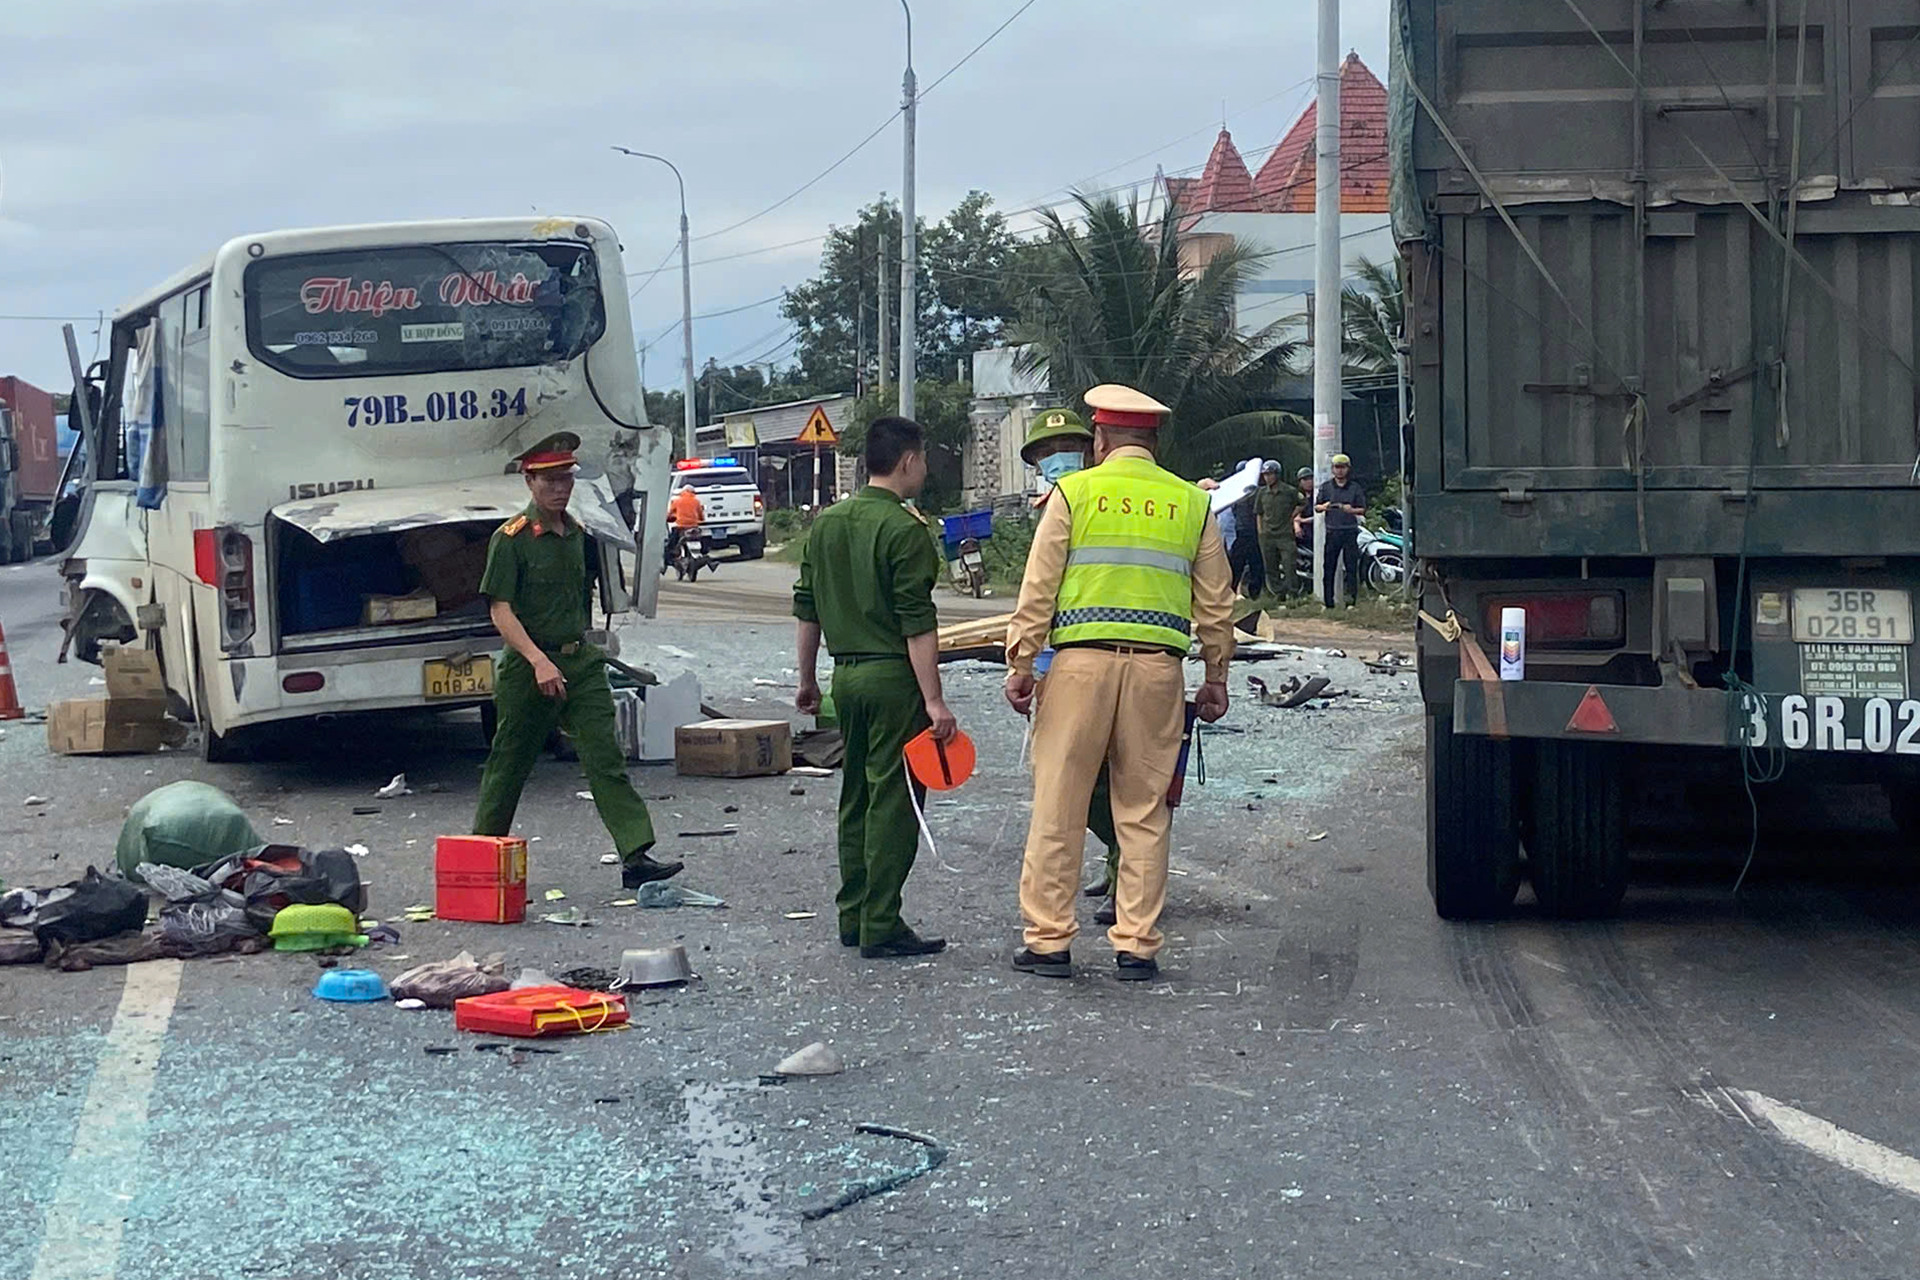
[616,945,692,989]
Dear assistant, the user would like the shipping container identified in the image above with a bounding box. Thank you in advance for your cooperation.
[0,374,61,561]
[1399,0,1920,917]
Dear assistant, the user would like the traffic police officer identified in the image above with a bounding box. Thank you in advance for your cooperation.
[1004,385,1236,981]
[1019,409,1121,925]
[473,432,682,888]
[794,416,955,960]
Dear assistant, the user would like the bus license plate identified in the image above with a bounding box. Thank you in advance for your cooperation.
[423,656,493,699]
[1792,588,1911,644]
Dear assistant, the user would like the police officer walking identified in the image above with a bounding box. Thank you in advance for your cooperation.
[473,432,682,888]
[1004,385,1235,981]
[794,416,956,960]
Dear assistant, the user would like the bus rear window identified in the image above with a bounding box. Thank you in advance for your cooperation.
[244,240,606,378]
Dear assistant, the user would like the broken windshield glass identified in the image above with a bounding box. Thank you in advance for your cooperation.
[244,240,606,378]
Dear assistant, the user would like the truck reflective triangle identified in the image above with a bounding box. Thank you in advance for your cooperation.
[1567,685,1619,734]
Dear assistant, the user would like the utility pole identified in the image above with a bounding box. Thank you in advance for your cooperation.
[877,229,891,397]
[1312,0,1342,603]
[897,1,918,421]
[611,147,698,460]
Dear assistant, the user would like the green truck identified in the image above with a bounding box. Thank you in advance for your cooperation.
[1399,0,1920,916]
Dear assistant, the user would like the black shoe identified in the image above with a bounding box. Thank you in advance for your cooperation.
[840,932,859,948]
[620,853,684,888]
[1081,878,1110,899]
[1116,953,1159,982]
[1012,947,1072,979]
[1094,897,1117,928]
[860,929,946,959]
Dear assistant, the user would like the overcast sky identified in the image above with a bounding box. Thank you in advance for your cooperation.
[0,0,1390,393]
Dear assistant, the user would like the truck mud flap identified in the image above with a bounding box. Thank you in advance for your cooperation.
[1453,678,1732,748]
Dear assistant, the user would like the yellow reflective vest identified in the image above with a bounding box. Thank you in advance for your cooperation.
[1048,455,1209,651]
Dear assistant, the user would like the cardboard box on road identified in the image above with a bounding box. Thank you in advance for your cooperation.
[675,719,792,777]
[47,647,171,755]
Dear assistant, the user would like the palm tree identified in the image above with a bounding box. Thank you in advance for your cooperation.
[1341,255,1404,377]
[1011,194,1305,477]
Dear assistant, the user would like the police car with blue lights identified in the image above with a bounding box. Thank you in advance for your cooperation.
[669,457,766,559]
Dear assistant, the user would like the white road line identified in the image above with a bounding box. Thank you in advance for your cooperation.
[29,960,183,1280]
[1735,1089,1920,1201]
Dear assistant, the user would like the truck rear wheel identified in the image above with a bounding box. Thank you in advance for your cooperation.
[1527,739,1628,918]
[737,533,765,561]
[0,520,12,564]
[1426,709,1522,919]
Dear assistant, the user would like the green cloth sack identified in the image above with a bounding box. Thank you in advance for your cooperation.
[115,781,263,883]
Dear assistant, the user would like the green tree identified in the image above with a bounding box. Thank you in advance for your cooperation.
[1010,193,1304,478]
[782,192,1021,394]
[838,378,972,511]
[1341,254,1404,376]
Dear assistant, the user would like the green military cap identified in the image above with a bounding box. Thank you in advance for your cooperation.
[516,431,582,473]
[1019,407,1093,464]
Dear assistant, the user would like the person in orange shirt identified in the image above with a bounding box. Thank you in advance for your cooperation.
[665,483,706,567]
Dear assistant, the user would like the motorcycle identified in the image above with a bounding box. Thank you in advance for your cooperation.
[1357,526,1406,592]
[670,528,715,583]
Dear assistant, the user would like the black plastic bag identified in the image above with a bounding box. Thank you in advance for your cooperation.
[190,845,365,934]
[1,868,150,946]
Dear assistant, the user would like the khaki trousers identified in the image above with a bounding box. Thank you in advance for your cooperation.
[1019,646,1186,958]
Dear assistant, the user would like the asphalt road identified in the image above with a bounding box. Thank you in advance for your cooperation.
[4,554,1920,1279]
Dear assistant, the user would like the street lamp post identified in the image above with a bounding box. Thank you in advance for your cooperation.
[612,147,698,460]
[897,0,917,422]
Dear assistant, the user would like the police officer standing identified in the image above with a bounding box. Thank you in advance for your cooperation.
[473,432,682,888]
[794,416,955,960]
[1004,385,1235,981]
[1253,459,1299,600]
[1020,408,1121,927]
[1315,452,1368,607]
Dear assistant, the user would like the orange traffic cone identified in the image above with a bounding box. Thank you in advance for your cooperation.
[0,622,23,720]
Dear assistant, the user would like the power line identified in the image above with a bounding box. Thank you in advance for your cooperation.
[688,0,1042,248]
[916,0,1041,100]
[627,241,682,300]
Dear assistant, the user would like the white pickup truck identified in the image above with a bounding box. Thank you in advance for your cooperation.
[669,461,766,559]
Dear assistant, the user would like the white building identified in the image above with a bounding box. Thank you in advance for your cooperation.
[1159,54,1396,339]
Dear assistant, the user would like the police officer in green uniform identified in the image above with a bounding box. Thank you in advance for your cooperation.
[1020,409,1123,925]
[472,432,682,888]
[794,416,956,959]
[1254,459,1299,600]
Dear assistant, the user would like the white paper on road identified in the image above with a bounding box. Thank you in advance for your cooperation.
[1210,457,1265,513]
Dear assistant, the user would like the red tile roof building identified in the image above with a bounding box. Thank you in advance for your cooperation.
[1166,54,1390,216]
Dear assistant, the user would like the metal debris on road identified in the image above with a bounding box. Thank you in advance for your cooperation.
[598,853,618,864]
[677,827,739,838]
[609,897,638,907]
[375,774,412,799]
[352,806,382,816]
[272,817,294,826]
[784,911,816,920]
[797,1124,948,1222]
[544,889,567,902]
[540,908,593,927]
[576,790,594,800]
[22,796,48,807]
[403,905,435,922]
[344,843,370,857]
[791,766,835,778]
[1308,831,1328,842]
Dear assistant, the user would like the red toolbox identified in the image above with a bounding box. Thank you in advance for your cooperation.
[454,986,629,1037]
[434,835,528,923]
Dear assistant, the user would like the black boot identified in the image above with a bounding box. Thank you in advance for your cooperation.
[621,852,684,888]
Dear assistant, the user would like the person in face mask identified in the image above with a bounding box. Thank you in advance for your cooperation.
[1019,409,1121,924]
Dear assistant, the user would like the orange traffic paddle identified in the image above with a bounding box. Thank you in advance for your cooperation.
[904,728,975,791]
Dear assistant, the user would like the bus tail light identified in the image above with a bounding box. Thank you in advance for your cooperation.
[194,526,256,651]
[1482,592,1624,649]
